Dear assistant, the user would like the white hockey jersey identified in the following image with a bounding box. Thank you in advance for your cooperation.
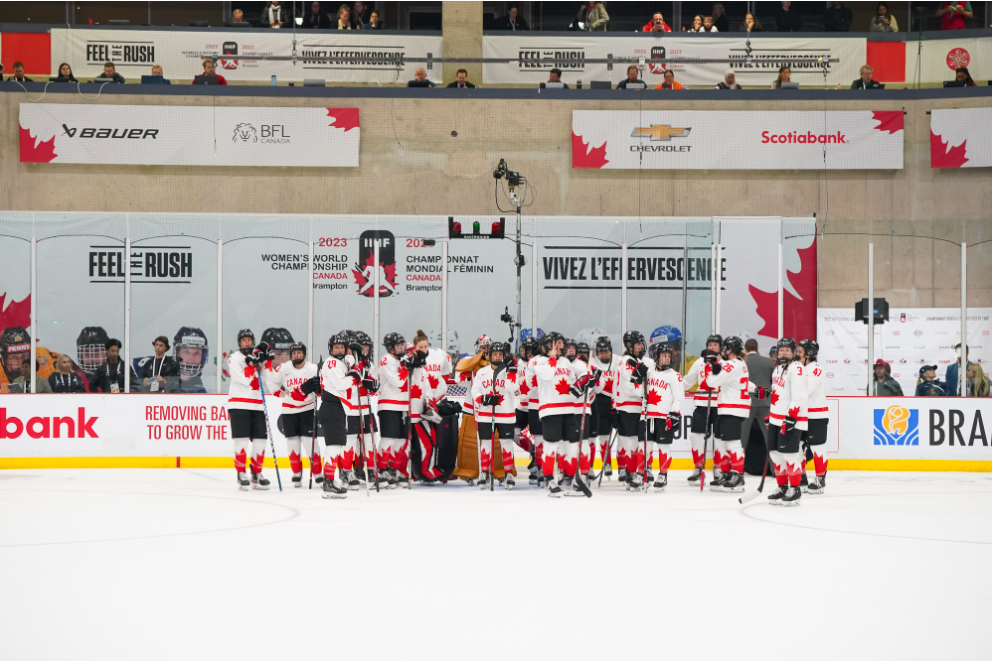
[320,354,370,417]
[646,365,683,419]
[805,361,827,420]
[471,364,519,422]
[514,356,529,412]
[571,357,594,410]
[770,360,808,431]
[534,355,579,419]
[273,361,318,412]
[410,348,452,421]
[615,355,653,415]
[589,353,621,400]
[684,356,720,408]
[377,353,410,413]
[524,356,540,411]
[707,357,752,418]
[227,351,264,411]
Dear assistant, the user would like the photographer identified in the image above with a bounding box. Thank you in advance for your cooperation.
[142,336,180,393]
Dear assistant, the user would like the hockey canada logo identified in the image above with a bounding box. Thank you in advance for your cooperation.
[873,405,918,446]
[232,123,257,143]
[352,230,398,298]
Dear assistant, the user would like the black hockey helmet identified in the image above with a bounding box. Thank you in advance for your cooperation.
[563,337,578,359]
[576,341,590,362]
[488,341,510,363]
[383,332,405,355]
[705,333,723,354]
[328,332,349,357]
[76,326,109,373]
[0,326,31,374]
[289,341,307,364]
[595,335,613,356]
[540,331,562,355]
[521,336,539,358]
[799,339,819,361]
[722,335,744,357]
[261,328,294,353]
[651,341,675,368]
[174,326,209,377]
[623,330,646,358]
[355,331,373,349]
[776,337,797,364]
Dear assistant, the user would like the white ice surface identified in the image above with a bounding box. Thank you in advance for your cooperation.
[0,469,990,661]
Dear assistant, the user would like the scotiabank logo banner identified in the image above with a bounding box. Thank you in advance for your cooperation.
[19,104,360,167]
[930,107,992,169]
[572,110,904,170]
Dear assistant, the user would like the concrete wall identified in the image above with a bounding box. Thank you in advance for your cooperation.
[1,89,990,308]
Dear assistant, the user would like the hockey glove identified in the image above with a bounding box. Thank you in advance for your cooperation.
[755,387,771,400]
[704,353,719,365]
[349,343,367,362]
[504,355,517,373]
[781,415,798,434]
[630,361,649,386]
[361,377,379,394]
[590,368,603,384]
[569,384,585,399]
[666,411,681,431]
[481,394,501,408]
[244,352,260,367]
[573,374,595,392]
[412,350,428,368]
[346,368,364,383]
[301,375,321,395]
[710,361,722,375]
[255,342,275,362]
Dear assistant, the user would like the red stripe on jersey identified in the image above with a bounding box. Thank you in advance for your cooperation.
[616,400,642,408]
[378,399,409,407]
[808,406,828,413]
[539,402,579,411]
[718,403,751,410]
[281,401,313,409]
[769,412,808,422]
[476,411,516,419]
[229,397,263,405]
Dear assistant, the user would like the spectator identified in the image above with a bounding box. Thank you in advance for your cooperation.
[196,58,228,85]
[871,359,903,396]
[585,1,610,31]
[655,69,685,89]
[98,62,126,83]
[336,5,357,29]
[264,1,289,28]
[407,67,436,87]
[55,63,78,82]
[642,12,672,32]
[771,65,791,88]
[944,343,978,395]
[851,64,883,89]
[7,62,33,82]
[953,66,977,86]
[446,69,476,88]
[49,354,86,393]
[740,12,762,32]
[302,2,330,29]
[364,10,385,29]
[936,1,972,30]
[547,68,570,88]
[711,4,729,32]
[824,2,853,31]
[570,3,588,30]
[964,365,991,397]
[351,1,371,27]
[915,365,946,396]
[768,345,777,361]
[149,64,171,83]
[702,16,719,32]
[496,5,530,30]
[142,336,180,393]
[742,338,775,461]
[225,8,246,26]
[617,65,646,89]
[774,1,802,32]
[715,69,741,89]
[870,3,899,31]
[12,357,53,393]
[691,15,704,31]
[93,339,126,393]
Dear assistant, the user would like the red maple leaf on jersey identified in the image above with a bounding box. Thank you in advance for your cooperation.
[427,374,440,390]
[555,379,571,396]
[787,405,800,419]
[770,390,780,407]
[519,380,530,395]
[506,370,517,384]
[410,384,423,400]
[603,378,614,394]
[531,374,538,388]
[397,364,409,386]
[475,395,484,406]
[548,357,557,368]
[646,389,662,406]
[290,388,306,401]
[249,376,259,391]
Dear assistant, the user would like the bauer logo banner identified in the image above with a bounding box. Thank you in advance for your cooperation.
[19,104,360,167]
[572,110,904,170]
[930,107,992,168]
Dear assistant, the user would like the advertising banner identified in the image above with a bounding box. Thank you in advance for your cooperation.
[817,308,992,396]
[49,28,442,83]
[483,35,865,88]
[19,104,360,167]
[572,110,905,170]
[930,107,992,168]
[904,35,992,87]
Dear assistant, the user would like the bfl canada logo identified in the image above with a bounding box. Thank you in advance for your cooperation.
[232,123,258,143]
[873,405,919,446]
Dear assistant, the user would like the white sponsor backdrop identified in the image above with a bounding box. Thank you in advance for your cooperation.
[0,394,988,465]
[572,110,904,170]
[905,36,993,87]
[19,104,359,167]
[483,35,865,88]
[930,107,992,168]
[817,308,992,396]
[49,28,442,83]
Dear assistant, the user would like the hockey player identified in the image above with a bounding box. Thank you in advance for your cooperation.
[798,339,828,494]
[683,334,723,487]
[76,326,109,391]
[174,326,210,393]
[534,332,594,497]
[377,332,410,488]
[472,342,519,490]
[646,342,684,492]
[588,336,621,481]
[227,329,274,490]
[524,336,546,486]
[407,329,453,483]
[563,338,578,362]
[574,341,598,483]
[452,335,492,482]
[261,327,295,367]
[703,336,751,493]
[616,330,652,490]
[764,337,809,506]
[0,327,31,394]
[274,342,320,488]
[515,336,539,483]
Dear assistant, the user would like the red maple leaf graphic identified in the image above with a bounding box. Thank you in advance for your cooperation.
[244,364,257,378]
[770,390,780,407]
[787,405,800,419]
[291,388,306,401]
[870,111,904,135]
[748,238,817,340]
[410,384,423,400]
[475,394,484,405]
[327,108,360,132]
[531,374,538,388]
[19,124,57,163]
[0,292,32,331]
[249,376,259,391]
[646,389,662,406]
[930,130,969,168]
[571,132,609,169]
[555,379,571,396]
[427,374,440,390]
[497,393,505,406]
[519,380,530,395]
[603,378,614,393]
[548,357,557,368]
[506,371,516,384]
[351,254,399,298]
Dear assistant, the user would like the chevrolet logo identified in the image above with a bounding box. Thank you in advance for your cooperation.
[631,125,691,141]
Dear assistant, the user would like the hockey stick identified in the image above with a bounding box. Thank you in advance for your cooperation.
[641,376,650,495]
[257,366,283,492]
[574,384,593,498]
[739,453,772,504]
[595,428,618,488]
[404,368,413,486]
[309,355,323,490]
[362,388,381,493]
[700,378,713,492]
[355,396,371,498]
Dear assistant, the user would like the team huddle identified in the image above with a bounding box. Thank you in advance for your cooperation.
[224,327,829,506]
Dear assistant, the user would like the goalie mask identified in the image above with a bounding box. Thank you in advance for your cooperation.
[76,326,109,374]
[0,326,31,376]
[474,334,492,355]
[174,327,209,377]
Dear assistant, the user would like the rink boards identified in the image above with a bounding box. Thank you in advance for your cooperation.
[0,394,988,472]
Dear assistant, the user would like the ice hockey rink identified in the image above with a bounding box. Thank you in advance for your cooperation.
[0,468,989,661]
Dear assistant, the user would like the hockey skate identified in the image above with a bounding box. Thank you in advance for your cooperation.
[314,475,324,485]
[385,469,398,489]
[528,466,538,486]
[644,469,654,486]
[236,472,250,491]
[804,475,825,494]
[343,470,361,490]
[625,471,643,492]
[767,485,788,505]
[396,472,411,489]
[799,473,809,488]
[547,479,562,498]
[782,486,801,507]
[617,467,628,484]
[479,473,492,490]
[250,471,270,490]
[722,473,746,493]
[566,474,592,498]
[686,467,702,485]
[291,472,303,488]
[709,471,727,492]
[504,475,515,490]
[321,477,348,499]
[652,473,668,492]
